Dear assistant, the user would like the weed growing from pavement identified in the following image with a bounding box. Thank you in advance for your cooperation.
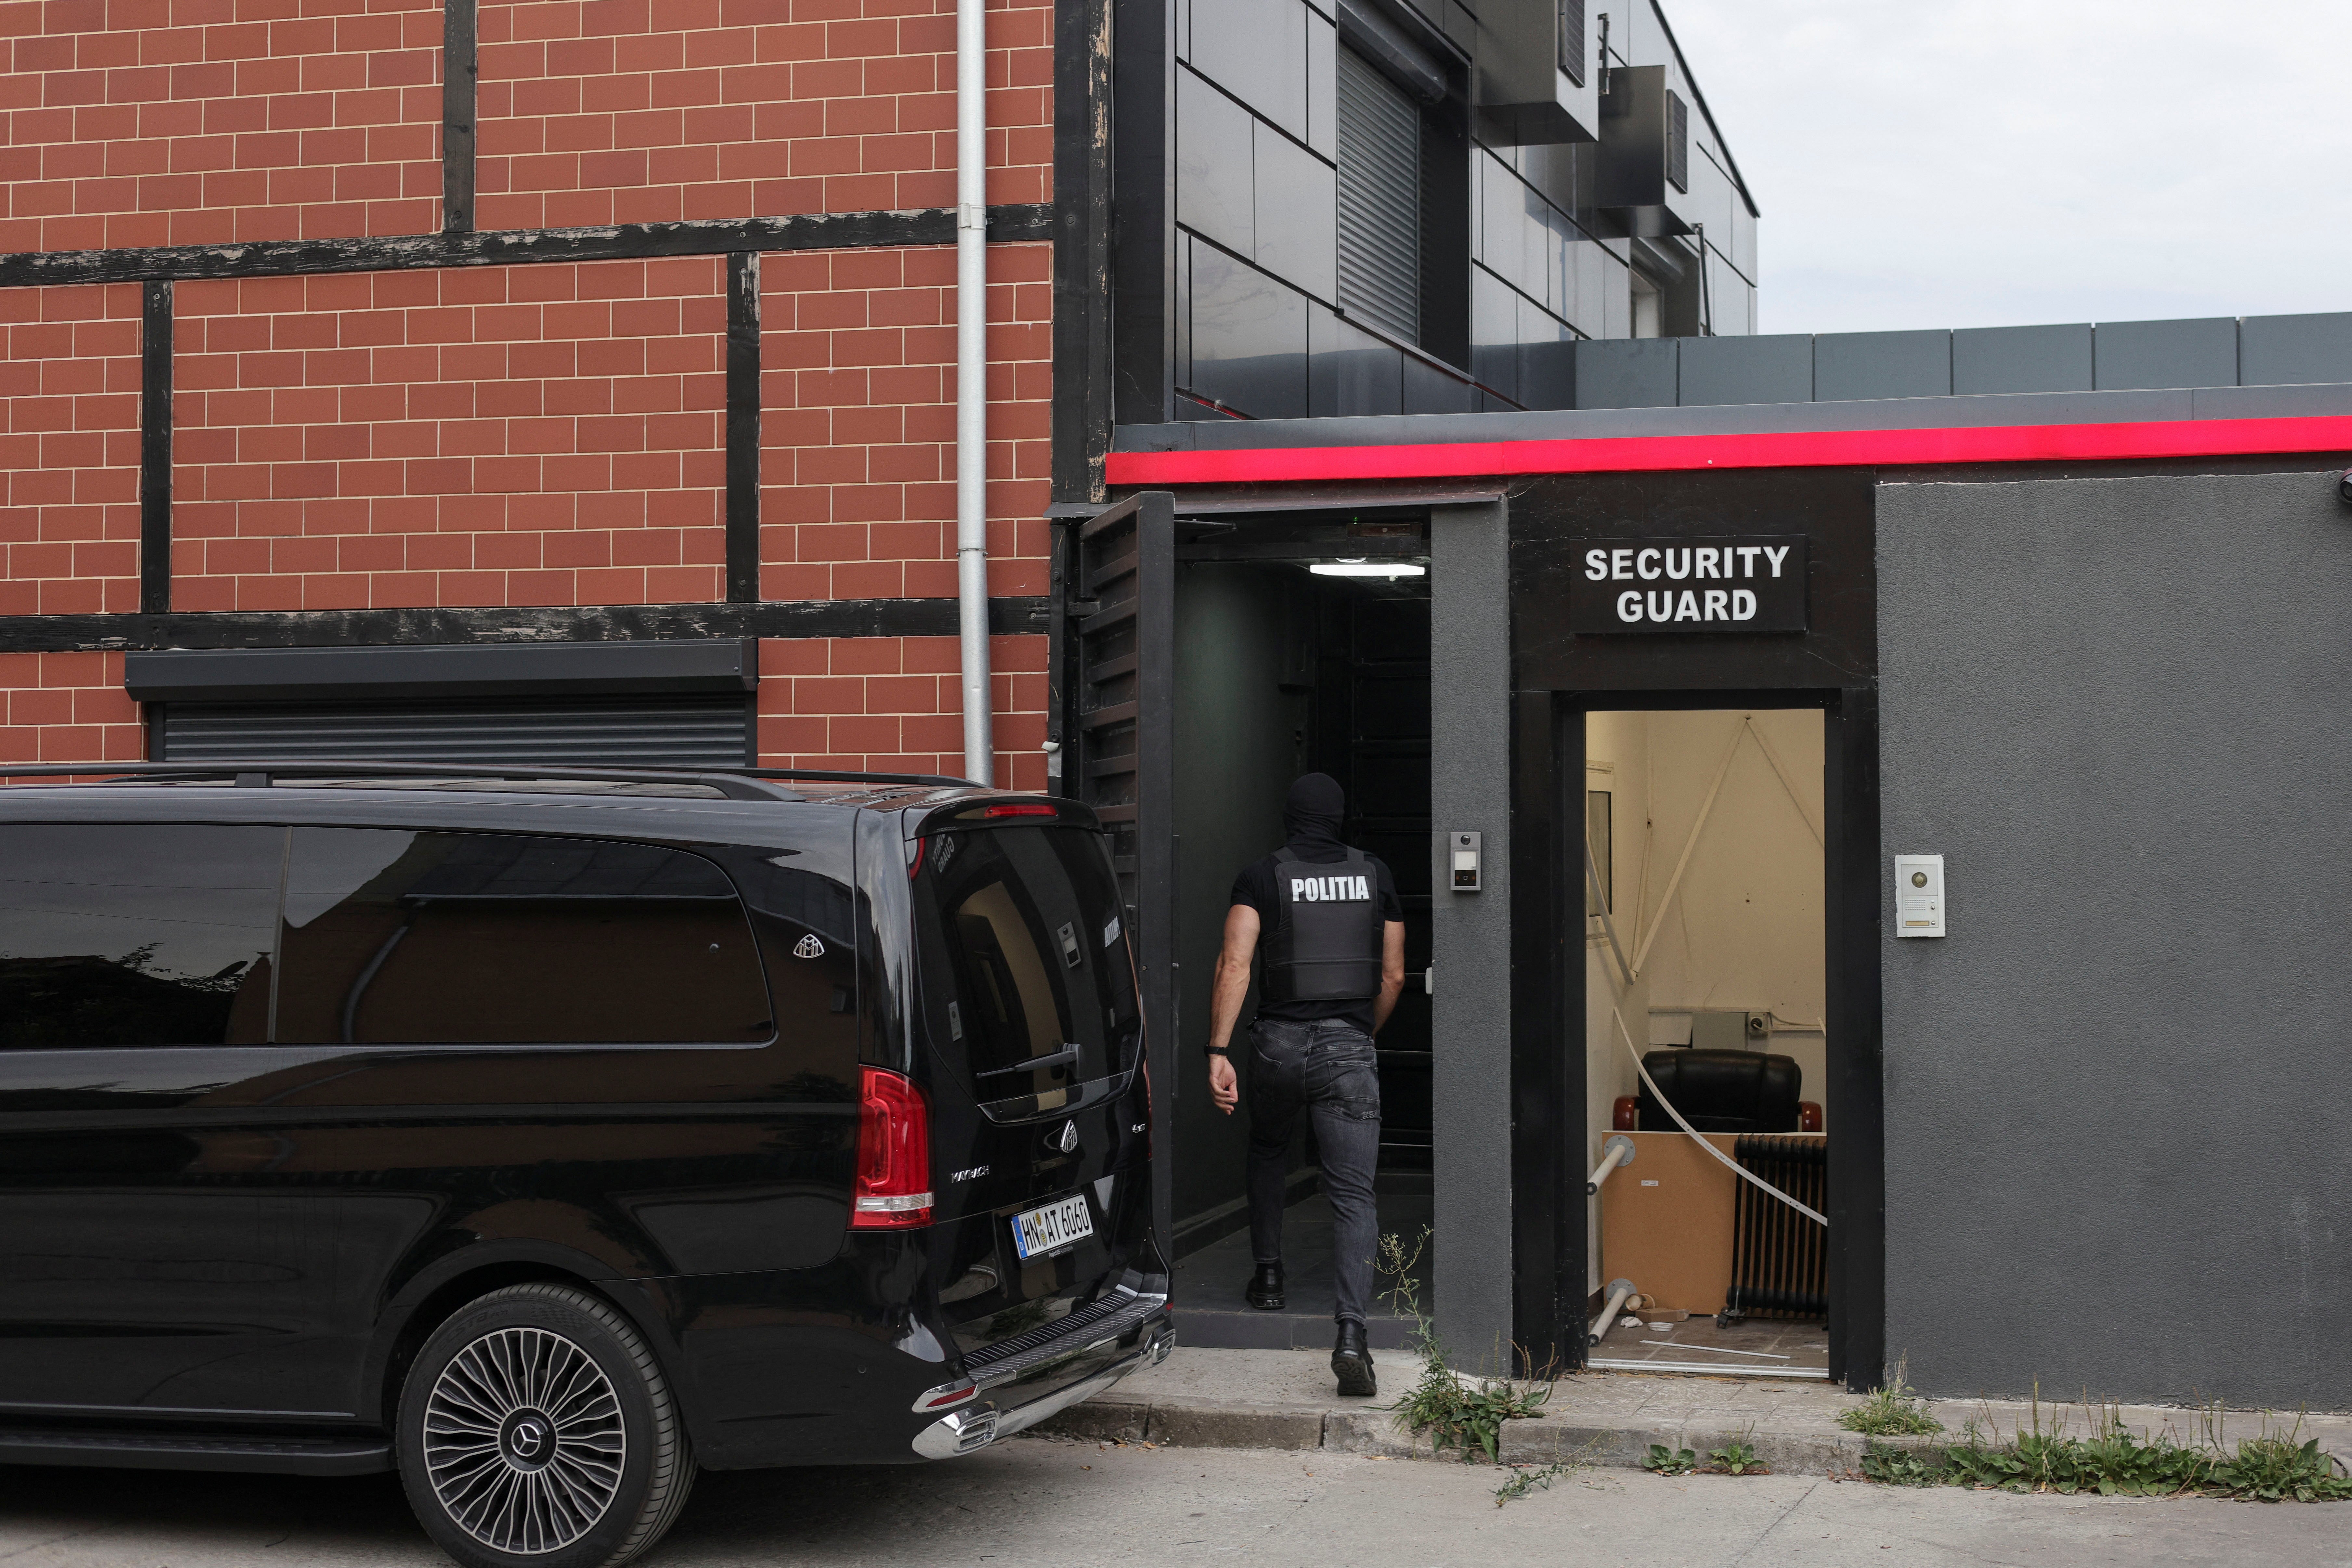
[1374,1229,1555,1467]
[1643,1444,1697,1475]
[1839,1356,1945,1437]
[1707,1439,1768,1475]
[1855,1389,2352,1501]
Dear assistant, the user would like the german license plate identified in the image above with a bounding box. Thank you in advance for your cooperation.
[1010,1194,1094,1261]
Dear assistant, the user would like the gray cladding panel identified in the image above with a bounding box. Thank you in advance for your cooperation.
[1571,336,1678,409]
[2239,312,2352,386]
[1429,499,1513,1368]
[2094,316,2238,391]
[1814,330,1951,402]
[1676,332,1813,407]
[1877,468,2352,1409]
[1176,68,1254,257]
[1186,0,1309,140]
[1951,323,2094,395]
[1253,119,1337,302]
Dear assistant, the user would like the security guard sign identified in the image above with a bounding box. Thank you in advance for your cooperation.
[1570,536,1808,633]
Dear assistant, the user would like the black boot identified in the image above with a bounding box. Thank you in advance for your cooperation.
[1246,1262,1285,1311]
[1332,1320,1377,1397]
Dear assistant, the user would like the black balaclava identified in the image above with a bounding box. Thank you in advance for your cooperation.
[1282,772,1349,862]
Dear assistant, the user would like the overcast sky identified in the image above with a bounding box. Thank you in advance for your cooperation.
[1665,0,2352,335]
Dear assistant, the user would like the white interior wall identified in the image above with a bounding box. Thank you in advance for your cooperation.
[1583,711,1651,1286]
[1583,709,1829,1288]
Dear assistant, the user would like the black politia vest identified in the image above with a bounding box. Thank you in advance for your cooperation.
[1260,848,1384,1003]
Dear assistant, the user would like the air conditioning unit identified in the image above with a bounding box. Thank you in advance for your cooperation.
[1595,65,1702,236]
[1474,0,1599,145]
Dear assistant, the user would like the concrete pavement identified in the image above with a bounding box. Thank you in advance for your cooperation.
[3,1437,2349,1567]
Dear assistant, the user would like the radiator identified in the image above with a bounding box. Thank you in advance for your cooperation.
[1722,1134,1828,1320]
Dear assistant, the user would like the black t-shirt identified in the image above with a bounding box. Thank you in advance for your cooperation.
[1229,846,1405,1035]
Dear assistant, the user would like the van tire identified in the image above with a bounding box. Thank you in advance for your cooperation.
[396,1283,696,1568]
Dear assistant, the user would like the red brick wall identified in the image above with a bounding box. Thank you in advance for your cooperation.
[758,240,1049,603]
[0,282,143,615]
[0,650,142,764]
[171,255,726,610]
[756,631,1045,790]
[476,0,1051,231]
[0,0,444,254]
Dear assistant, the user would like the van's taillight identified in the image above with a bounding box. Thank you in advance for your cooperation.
[853,1066,933,1229]
[983,803,1057,817]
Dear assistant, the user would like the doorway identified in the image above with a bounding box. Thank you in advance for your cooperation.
[1580,708,1830,1377]
[1160,522,1434,1349]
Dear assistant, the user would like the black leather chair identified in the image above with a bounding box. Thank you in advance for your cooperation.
[1634,1048,1804,1134]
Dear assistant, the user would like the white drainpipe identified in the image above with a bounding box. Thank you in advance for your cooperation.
[954,0,994,787]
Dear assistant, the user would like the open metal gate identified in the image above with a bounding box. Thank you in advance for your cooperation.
[1060,492,1177,1252]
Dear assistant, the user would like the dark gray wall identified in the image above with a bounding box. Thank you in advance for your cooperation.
[1170,563,1307,1227]
[1877,468,2352,1409]
[1430,499,1513,1365]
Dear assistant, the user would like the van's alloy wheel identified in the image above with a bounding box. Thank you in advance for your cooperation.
[398,1284,695,1568]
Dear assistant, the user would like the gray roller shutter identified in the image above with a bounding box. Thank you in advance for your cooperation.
[1558,0,1585,85]
[1666,90,1689,193]
[1336,45,1421,343]
[157,694,753,768]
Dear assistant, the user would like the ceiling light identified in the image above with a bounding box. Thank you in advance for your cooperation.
[1309,560,1427,578]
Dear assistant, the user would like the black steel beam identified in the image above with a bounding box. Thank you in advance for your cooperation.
[442,0,478,234]
[0,598,1055,654]
[138,280,173,615]
[1051,0,1115,504]
[0,205,1057,289]
[725,252,763,603]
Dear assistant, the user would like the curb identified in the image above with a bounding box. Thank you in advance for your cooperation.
[1036,1397,1890,1472]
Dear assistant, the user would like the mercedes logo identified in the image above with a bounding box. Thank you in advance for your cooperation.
[510,1418,546,1458]
[1051,1121,1079,1154]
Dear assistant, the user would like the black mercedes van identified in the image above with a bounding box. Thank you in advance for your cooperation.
[0,763,1170,1568]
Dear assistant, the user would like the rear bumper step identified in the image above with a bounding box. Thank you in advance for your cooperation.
[0,1429,392,1476]
[964,1286,1170,1387]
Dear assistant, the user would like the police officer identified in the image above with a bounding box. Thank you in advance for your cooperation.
[1205,773,1406,1397]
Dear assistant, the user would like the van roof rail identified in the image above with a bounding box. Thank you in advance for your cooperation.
[0,760,981,801]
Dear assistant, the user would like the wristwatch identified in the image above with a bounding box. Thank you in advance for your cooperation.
[1204,1045,1230,1057]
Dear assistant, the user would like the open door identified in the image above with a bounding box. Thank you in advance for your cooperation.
[1063,492,1177,1249]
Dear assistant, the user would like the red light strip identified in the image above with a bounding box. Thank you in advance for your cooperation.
[1104,414,2352,487]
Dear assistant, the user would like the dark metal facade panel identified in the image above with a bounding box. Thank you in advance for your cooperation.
[1813,330,1952,403]
[1676,332,1813,408]
[155,695,755,769]
[125,639,760,705]
[2092,316,2238,391]
[2238,311,2352,387]
[1950,323,2095,396]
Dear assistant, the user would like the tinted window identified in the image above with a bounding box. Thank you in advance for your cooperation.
[275,829,772,1045]
[0,824,283,1048]
[915,826,1138,1095]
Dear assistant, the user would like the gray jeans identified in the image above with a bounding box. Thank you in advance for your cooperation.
[1246,1017,1381,1325]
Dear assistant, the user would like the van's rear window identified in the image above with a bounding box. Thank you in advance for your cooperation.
[0,824,282,1048]
[275,829,773,1046]
[913,826,1137,1094]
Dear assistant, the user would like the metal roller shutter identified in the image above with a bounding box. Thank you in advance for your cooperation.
[1336,45,1421,344]
[156,694,754,768]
